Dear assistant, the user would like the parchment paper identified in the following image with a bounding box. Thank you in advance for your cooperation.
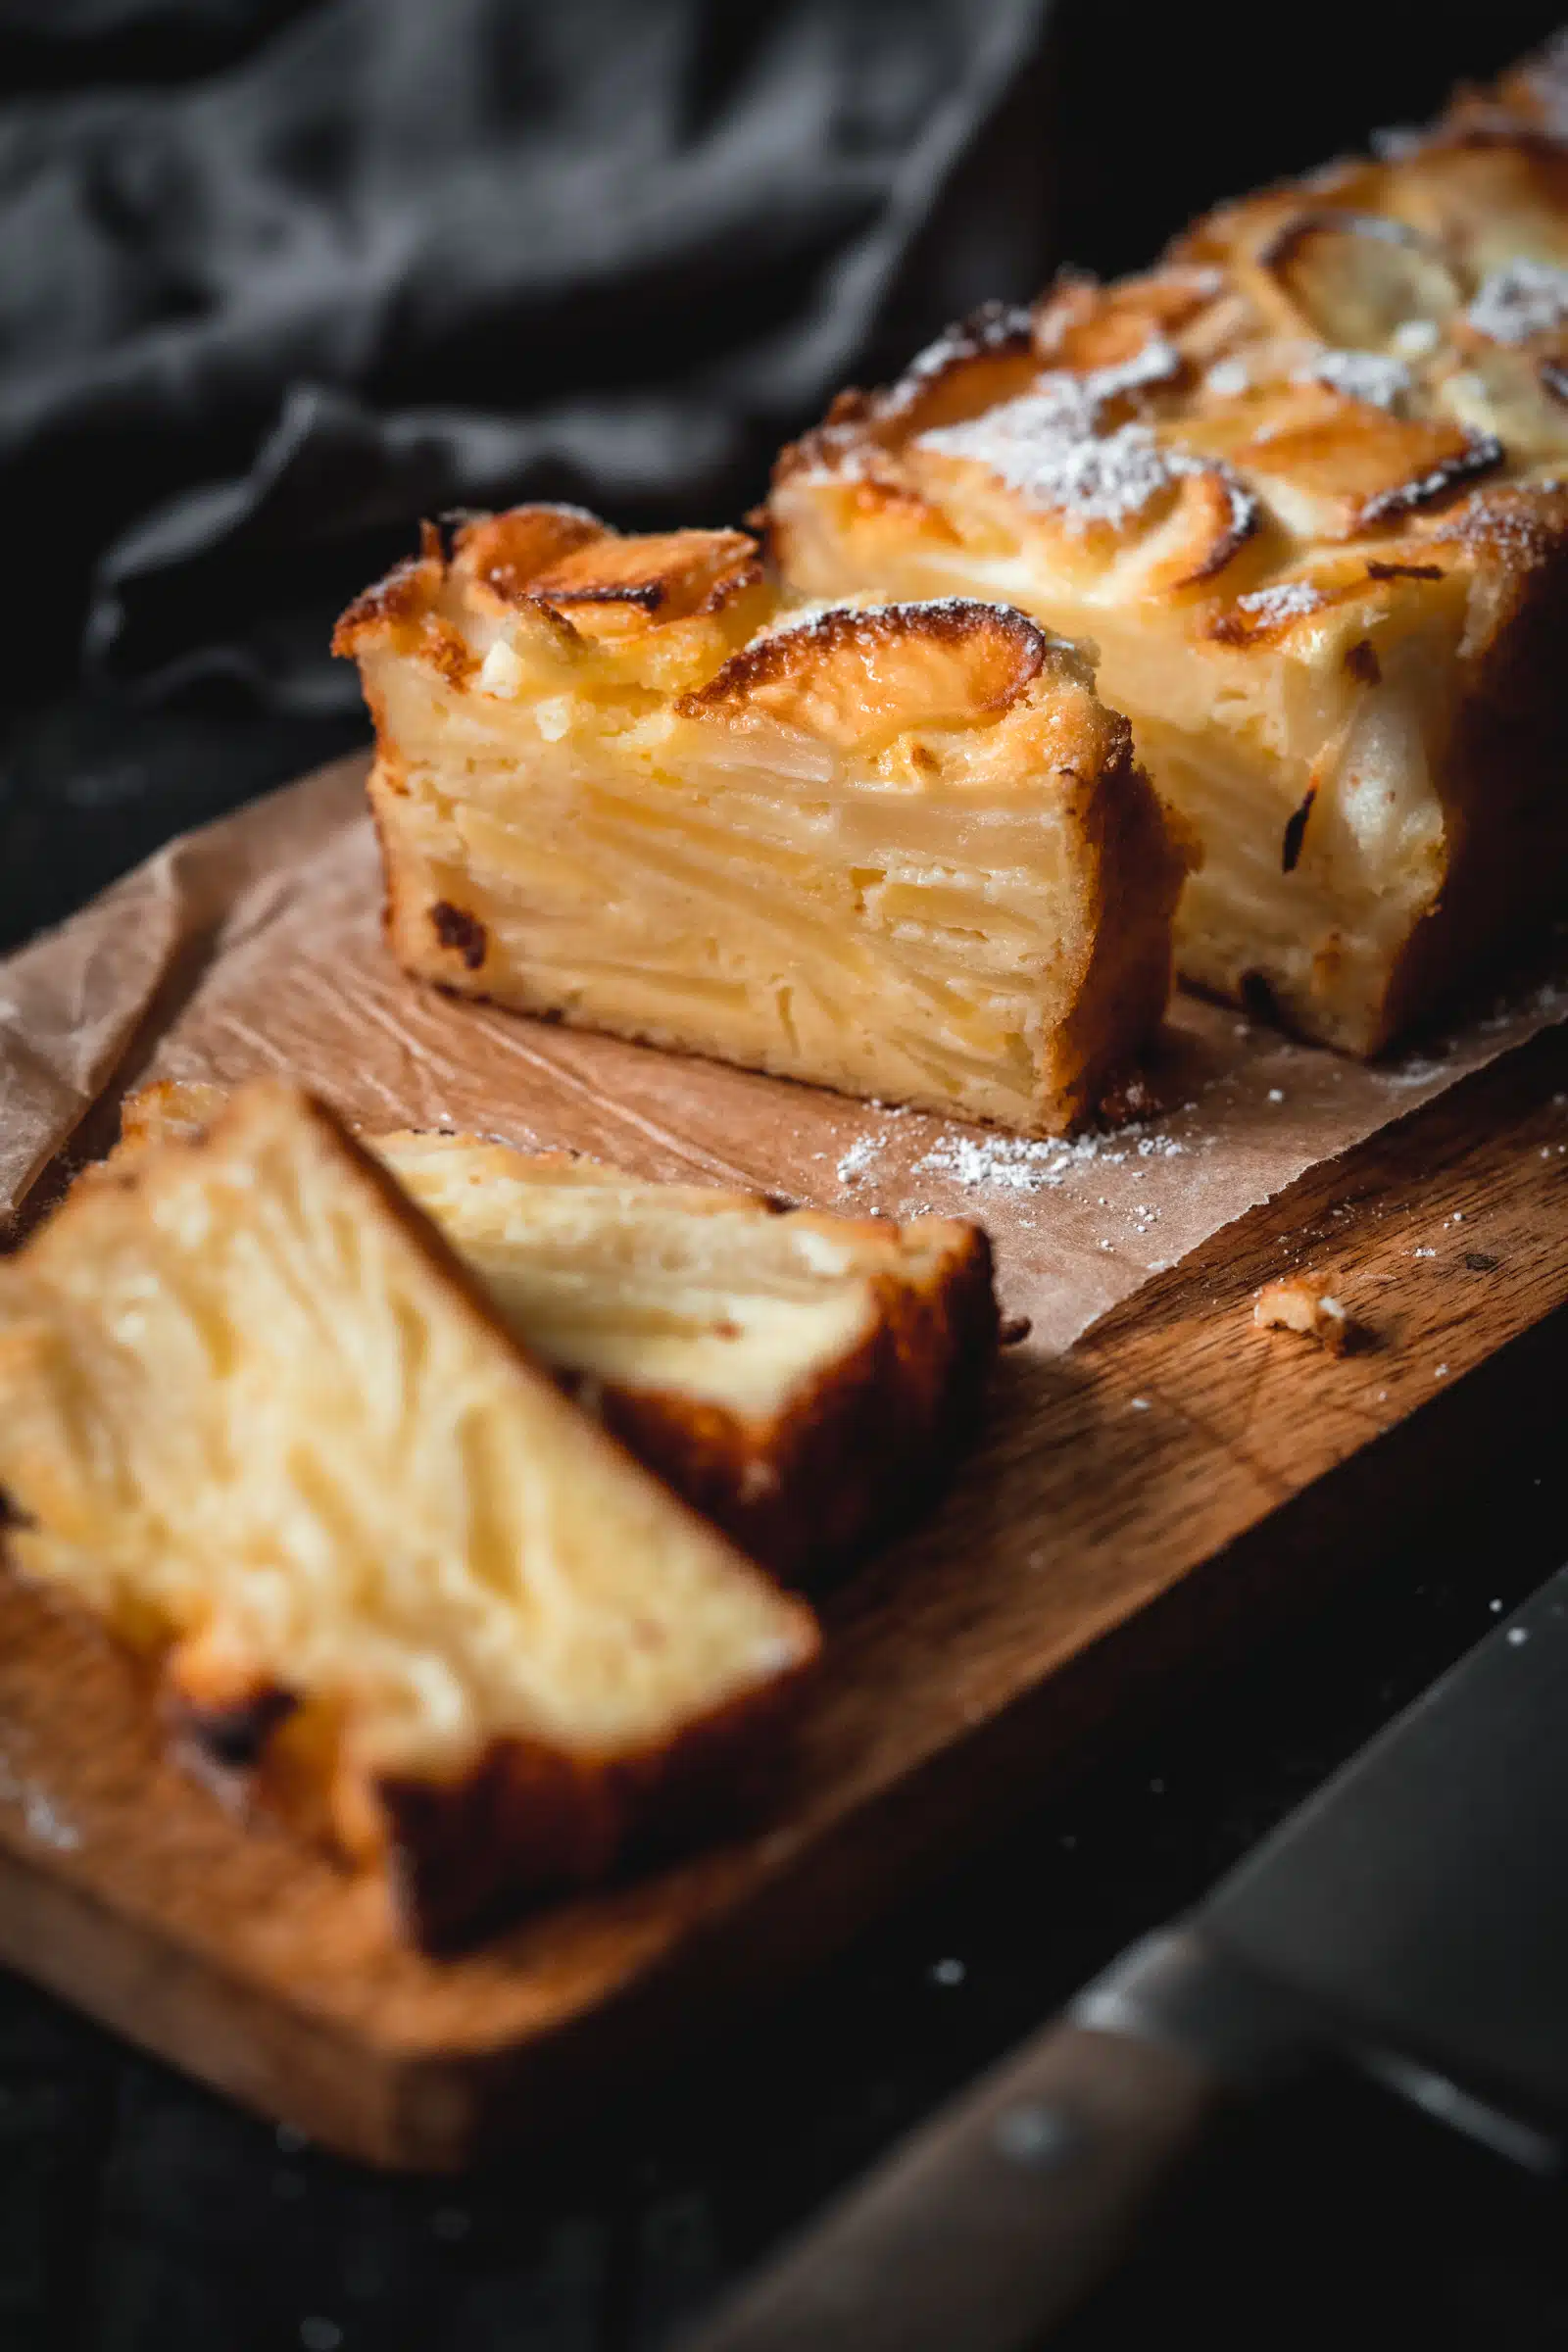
[5,752,1566,1350]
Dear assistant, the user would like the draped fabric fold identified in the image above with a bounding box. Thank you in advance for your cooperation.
[1,0,1057,711]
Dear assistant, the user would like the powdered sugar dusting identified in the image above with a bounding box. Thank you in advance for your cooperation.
[1218,471,1258,540]
[1467,260,1568,346]
[1204,357,1250,399]
[1083,338,1184,401]
[913,1124,1187,1196]
[915,338,1261,545]
[1360,431,1502,522]
[1234,580,1325,622]
[900,301,1036,392]
[752,597,856,641]
[1391,318,1441,360]
[916,339,1200,531]
[1335,211,1424,248]
[836,1132,885,1185]
[927,405,1172,526]
[1298,348,1412,410]
[0,1755,80,1853]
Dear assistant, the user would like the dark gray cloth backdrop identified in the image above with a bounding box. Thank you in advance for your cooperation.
[1,0,1055,714]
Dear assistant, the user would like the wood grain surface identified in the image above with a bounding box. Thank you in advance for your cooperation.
[1,1007,1565,2169]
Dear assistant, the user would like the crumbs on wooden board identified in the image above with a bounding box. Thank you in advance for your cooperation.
[1252,1275,1355,1354]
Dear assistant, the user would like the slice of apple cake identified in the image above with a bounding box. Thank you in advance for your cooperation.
[0,1081,817,1948]
[767,63,1568,1054]
[109,1080,999,1581]
[334,507,1185,1136]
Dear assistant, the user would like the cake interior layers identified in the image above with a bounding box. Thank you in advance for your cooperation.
[767,59,1568,1053]
[0,1085,816,1795]
[108,1082,996,1581]
[373,1133,958,1418]
[337,512,1185,1135]
[771,504,1467,1046]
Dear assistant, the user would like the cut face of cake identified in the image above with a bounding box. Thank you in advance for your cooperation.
[0,1082,818,1947]
[108,1081,999,1581]
[767,72,1568,1054]
[334,507,1186,1136]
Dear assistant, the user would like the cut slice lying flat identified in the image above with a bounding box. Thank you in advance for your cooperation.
[112,1081,1000,1581]
[0,1081,818,1948]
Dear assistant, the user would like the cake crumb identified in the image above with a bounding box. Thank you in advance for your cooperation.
[1253,1276,1354,1354]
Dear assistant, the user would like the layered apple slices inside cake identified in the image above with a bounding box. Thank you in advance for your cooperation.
[334,506,1185,1136]
[0,1082,818,1947]
[767,70,1568,1053]
[110,1080,998,1582]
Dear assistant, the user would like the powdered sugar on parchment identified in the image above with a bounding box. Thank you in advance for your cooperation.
[835,1132,886,1185]
[913,1125,1187,1196]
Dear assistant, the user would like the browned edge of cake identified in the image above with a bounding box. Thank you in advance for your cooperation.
[2,1084,820,1953]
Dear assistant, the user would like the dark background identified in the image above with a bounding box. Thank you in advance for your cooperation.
[5,5,1568,2346]
[9,0,1568,955]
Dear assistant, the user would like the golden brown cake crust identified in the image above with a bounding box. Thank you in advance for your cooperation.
[338,505,1187,1135]
[162,1639,806,1954]
[766,54,1568,1054]
[678,592,1045,720]
[1,1084,820,1952]
[589,1218,999,1580]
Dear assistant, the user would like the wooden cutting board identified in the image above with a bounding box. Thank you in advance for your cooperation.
[1,942,1565,2167]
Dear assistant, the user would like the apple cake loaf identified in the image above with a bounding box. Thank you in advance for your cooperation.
[109,1080,999,1581]
[334,507,1185,1136]
[767,60,1568,1053]
[0,1082,817,1948]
